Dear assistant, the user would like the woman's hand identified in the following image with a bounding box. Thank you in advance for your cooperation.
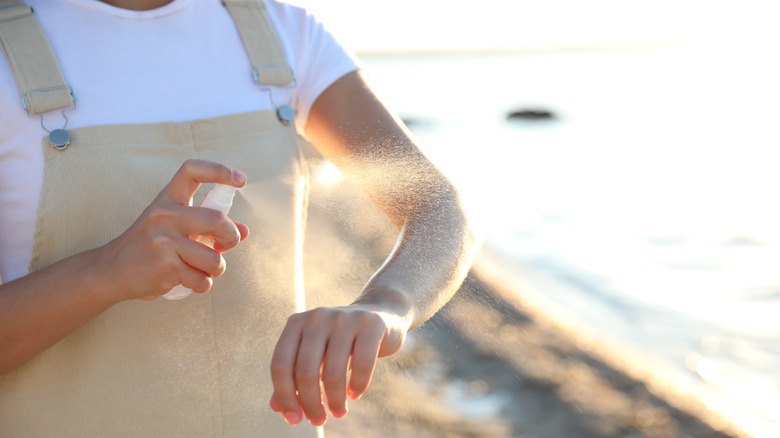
[0,159,250,374]
[96,159,249,302]
[269,301,409,426]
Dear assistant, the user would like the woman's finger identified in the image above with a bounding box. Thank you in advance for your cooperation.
[160,160,246,206]
[146,203,242,252]
[180,206,242,251]
[176,262,213,294]
[294,314,330,426]
[226,220,250,245]
[346,316,385,400]
[270,315,305,425]
[321,331,353,418]
[176,238,226,279]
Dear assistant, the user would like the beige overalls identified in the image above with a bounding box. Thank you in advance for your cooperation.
[0,1,318,436]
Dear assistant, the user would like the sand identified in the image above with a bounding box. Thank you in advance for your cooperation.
[299,152,745,438]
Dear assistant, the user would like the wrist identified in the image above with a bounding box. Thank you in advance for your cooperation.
[79,247,127,307]
[351,285,415,331]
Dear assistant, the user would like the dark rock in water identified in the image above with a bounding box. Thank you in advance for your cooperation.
[401,117,417,127]
[400,116,434,129]
[507,108,556,121]
[401,117,422,127]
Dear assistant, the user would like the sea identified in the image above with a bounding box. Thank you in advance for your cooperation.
[356,45,780,437]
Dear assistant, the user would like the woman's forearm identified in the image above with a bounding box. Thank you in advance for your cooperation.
[352,184,480,330]
[305,70,482,329]
[0,248,116,374]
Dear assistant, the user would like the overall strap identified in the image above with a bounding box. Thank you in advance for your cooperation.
[0,0,75,114]
[222,0,294,86]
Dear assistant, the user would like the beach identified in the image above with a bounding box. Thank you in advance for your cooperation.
[354,45,780,437]
[278,3,780,434]
[300,150,744,437]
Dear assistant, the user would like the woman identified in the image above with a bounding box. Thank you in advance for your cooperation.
[0,0,479,435]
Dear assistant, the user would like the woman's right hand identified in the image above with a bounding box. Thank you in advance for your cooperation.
[95,159,249,303]
[0,160,250,374]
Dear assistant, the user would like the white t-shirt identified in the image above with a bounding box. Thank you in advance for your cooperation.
[0,0,360,283]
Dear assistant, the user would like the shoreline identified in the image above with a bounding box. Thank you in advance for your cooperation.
[469,248,748,437]
[475,240,779,438]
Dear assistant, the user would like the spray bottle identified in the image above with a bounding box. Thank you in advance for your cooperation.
[163,183,238,301]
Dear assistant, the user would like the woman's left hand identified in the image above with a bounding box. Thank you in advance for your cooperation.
[268,303,408,426]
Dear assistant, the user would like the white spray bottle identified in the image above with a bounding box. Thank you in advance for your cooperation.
[163,183,238,301]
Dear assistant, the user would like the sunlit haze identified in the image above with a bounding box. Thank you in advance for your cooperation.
[292,1,780,437]
[290,0,779,53]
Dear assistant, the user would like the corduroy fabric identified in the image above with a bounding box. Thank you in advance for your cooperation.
[0,0,74,114]
[223,0,295,86]
[1,111,314,438]
[0,2,317,436]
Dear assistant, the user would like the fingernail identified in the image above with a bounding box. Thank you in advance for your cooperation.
[332,408,348,419]
[232,169,247,184]
[283,411,302,425]
[309,416,327,427]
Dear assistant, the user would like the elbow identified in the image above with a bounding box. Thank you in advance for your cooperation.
[444,180,485,256]
[443,183,484,246]
[439,184,485,269]
[419,183,484,259]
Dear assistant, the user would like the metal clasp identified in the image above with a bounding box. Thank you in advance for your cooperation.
[40,109,72,150]
[22,87,76,150]
[252,68,297,125]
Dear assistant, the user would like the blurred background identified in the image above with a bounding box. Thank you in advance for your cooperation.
[292,1,780,436]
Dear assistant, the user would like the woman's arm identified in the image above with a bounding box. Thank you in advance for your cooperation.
[0,160,248,374]
[269,70,482,426]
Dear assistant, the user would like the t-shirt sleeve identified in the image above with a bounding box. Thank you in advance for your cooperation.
[266,1,362,136]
